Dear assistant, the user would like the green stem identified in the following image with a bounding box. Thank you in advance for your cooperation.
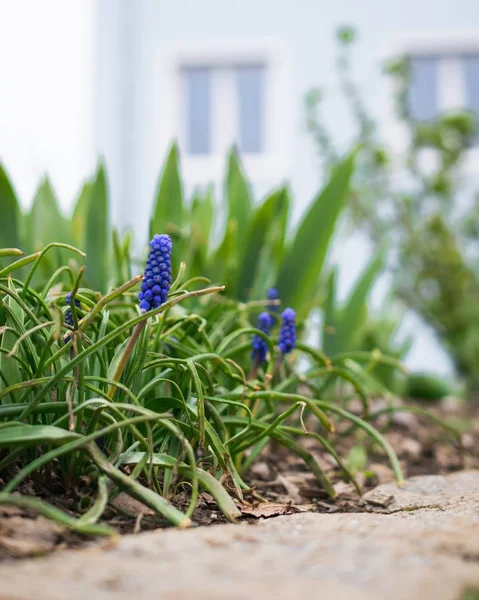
[0,492,115,536]
[107,321,146,400]
[85,442,191,528]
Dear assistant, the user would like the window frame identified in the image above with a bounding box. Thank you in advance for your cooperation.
[380,31,479,172]
[154,39,293,185]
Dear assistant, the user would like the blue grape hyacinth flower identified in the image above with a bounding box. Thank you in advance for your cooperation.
[138,234,172,313]
[251,311,274,364]
[279,308,296,354]
[64,292,81,327]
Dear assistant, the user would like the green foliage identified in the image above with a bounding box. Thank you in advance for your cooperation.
[404,372,453,402]
[356,308,412,394]
[0,239,407,533]
[306,26,479,390]
[85,165,109,291]
[277,152,356,314]
[150,143,184,273]
[323,253,383,356]
[0,145,358,328]
[0,164,21,253]
[236,187,288,301]
[225,148,253,260]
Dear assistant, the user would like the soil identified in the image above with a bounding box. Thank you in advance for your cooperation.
[1,397,478,560]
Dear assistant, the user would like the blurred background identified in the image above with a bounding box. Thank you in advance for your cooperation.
[1,0,479,385]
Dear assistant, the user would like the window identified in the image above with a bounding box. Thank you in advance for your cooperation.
[409,57,438,121]
[155,41,292,185]
[236,65,265,153]
[182,67,212,155]
[181,63,266,156]
[464,55,479,114]
[407,52,479,129]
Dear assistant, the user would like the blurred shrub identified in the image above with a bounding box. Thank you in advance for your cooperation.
[306,27,479,391]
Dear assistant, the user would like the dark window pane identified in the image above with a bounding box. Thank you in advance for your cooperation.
[409,57,438,121]
[464,55,479,111]
[183,67,211,155]
[464,56,479,144]
[236,65,265,153]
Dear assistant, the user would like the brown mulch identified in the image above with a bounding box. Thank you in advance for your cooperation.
[0,397,478,560]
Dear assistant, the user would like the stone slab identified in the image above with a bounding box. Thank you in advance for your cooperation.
[0,472,478,600]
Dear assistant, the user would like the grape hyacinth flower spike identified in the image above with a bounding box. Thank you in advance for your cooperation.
[138,234,172,313]
[107,234,173,404]
[64,292,81,328]
[279,308,296,355]
[251,311,274,365]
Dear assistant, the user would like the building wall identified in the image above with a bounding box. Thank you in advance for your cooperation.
[0,0,96,211]
[108,0,479,229]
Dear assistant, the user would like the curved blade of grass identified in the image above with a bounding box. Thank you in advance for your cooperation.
[216,327,274,357]
[315,401,404,485]
[20,285,225,420]
[86,442,191,527]
[232,402,305,454]
[0,493,115,536]
[332,350,408,374]
[0,252,41,278]
[282,425,361,495]
[118,452,241,522]
[0,424,80,447]
[77,475,109,525]
[21,243,86,298]
[0,249,23,257]
[238,391,334,433]
[7,321,54,358]
[2,414,191,527]
[223,415,336,497]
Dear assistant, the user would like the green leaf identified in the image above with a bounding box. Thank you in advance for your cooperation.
[334,252,384,352]
[189,186,214,276]
[27,178,71,281]
[225,148,252,246]
[322,268,338,355]
[215,148,253,294]
[150,143,183,272]
[85,165,109,291]
[276,150,356,314]
[29,178,69,249]
[0,249,23,258]
[72,180,93,248]
[0,424,79,447]
[236,187,288,301]
[249,188,290,301]
[325,253,383,356]
[106,337,130,382]
[210,221,237,290]
[0,278,25,403]
[0,163,21,252]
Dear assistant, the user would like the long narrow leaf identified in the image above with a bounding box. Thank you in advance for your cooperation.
[277,150,356,313]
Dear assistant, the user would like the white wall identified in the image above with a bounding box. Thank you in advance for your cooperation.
[0,0,96,211]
